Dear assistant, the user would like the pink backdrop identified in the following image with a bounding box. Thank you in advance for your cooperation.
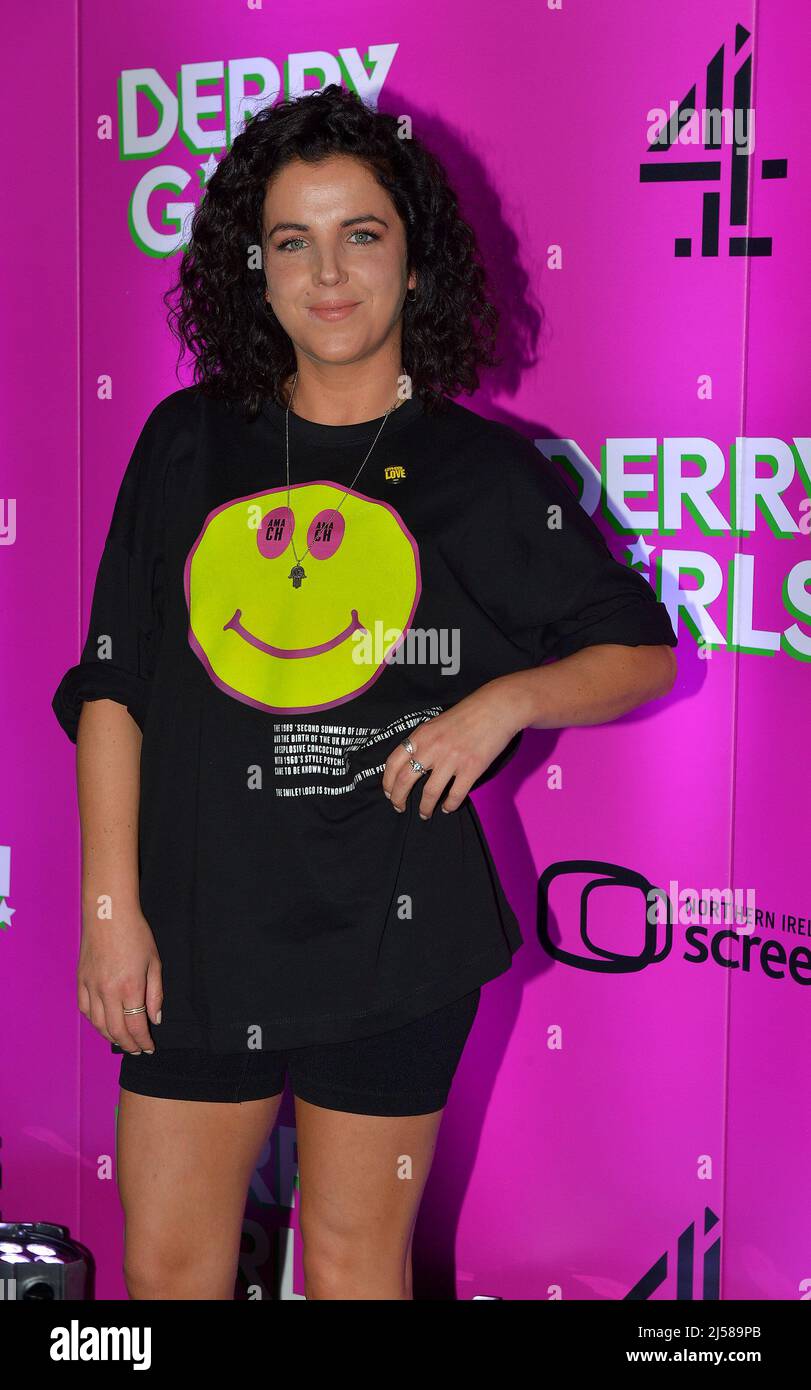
[2,0,808,1300]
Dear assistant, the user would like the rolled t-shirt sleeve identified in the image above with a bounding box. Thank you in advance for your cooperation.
[464,436,677,665]
[52,409,167,743]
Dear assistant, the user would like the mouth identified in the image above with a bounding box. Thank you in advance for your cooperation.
[223,608,367,657]
[307,301,361,321]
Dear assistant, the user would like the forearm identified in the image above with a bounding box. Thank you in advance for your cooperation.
[493,643,677,734]
[76,699,143,917]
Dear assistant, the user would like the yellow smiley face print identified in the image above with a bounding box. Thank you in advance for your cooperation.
[184,482,421,714]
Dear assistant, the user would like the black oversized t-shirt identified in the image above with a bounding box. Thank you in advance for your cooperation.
[52,386,677,1051]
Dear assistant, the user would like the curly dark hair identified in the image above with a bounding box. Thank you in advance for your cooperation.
[162,83,500,422]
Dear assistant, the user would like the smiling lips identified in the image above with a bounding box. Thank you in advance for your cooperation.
[223,608,367,658]
[307,300,360,321]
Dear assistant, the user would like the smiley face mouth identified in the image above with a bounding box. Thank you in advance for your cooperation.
[223,607,367,658]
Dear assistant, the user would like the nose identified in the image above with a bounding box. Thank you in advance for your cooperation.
[313,260,346,286]
[312,241,349,286]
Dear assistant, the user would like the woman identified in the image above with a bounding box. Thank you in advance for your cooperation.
[52,84,677,1300]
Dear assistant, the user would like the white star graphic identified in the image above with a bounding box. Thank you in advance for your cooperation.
[627,535,655,569]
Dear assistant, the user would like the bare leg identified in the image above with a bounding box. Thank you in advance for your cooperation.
[293,1096,446,1300]
[117,1088,284,1299]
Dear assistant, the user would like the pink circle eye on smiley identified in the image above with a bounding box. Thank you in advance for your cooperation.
[256,505,345,561]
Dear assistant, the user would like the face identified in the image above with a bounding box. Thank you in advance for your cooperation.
[261,154,415,367]
[184,482,421,713]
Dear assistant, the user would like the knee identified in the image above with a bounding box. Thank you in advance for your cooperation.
[123,1237,233,1300]
[303,1249,407,1300]
[300,1211,409,1300]
[123,1251,179,1300]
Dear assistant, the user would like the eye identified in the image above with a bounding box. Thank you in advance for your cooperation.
[307,509,345,559]
[257,505,294,558]
[275,229,380,252]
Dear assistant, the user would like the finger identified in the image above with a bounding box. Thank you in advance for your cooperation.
[77,979,92,1019]
[415,764,459,819]
[100,992,144,1054]
[381,724,432,799]
[89,994,116,1045]
[145,956,163,1027]
[389,759,428,811]
[116,996,155,1054]
[387,731,439,809]
[380,749,406,799]
[381,743,421,799]
[436,770,474,813]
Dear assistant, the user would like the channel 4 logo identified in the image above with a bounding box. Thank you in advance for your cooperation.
[640,22,788,257]
[626,1207,721,1300]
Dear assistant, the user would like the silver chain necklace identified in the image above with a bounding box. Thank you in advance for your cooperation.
[283,369,406,588]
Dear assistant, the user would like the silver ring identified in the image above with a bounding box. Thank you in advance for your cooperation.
[122,1005,147,1015]
[409,757,426,775]
[401,738,414,753]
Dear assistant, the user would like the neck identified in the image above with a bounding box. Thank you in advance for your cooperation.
[280,366,407,425]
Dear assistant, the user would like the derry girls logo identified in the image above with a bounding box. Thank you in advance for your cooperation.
[117,46,398,257]
[543,437,811,661]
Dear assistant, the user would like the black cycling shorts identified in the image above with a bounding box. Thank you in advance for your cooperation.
[118,988,481,1116]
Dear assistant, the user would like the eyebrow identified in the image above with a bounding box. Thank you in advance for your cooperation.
[265,214,389,240]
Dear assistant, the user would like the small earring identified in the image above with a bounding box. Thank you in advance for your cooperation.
[406,286,417,301]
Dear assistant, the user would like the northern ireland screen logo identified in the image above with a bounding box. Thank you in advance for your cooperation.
[537,861,810,988]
